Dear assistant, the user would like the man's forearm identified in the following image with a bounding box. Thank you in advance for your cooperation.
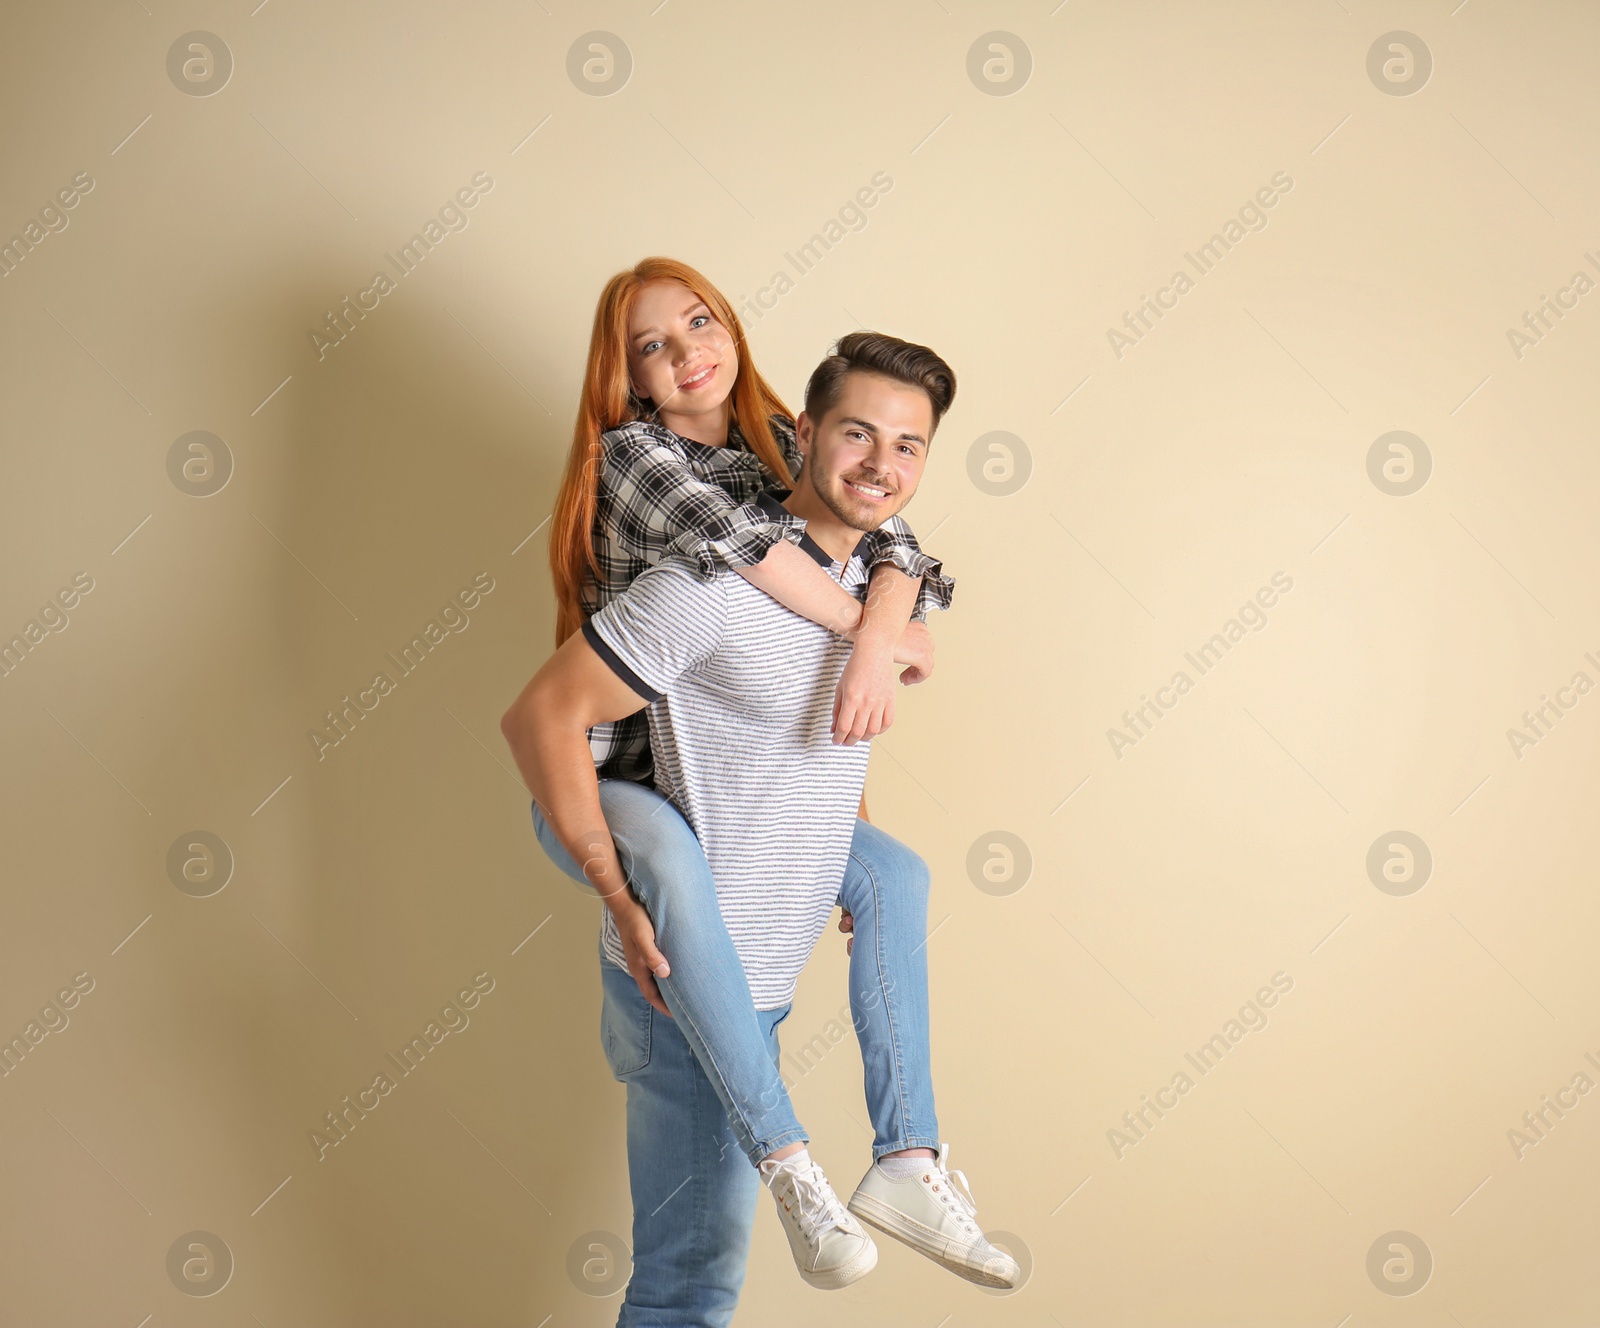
[503,709,634,913]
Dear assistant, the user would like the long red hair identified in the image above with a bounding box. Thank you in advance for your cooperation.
[549,257,794,645]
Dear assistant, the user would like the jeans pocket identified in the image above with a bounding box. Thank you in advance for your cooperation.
[600,967,653,1080]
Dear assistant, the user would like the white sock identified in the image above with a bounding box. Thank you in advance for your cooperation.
[876,1153,932,1179]
[762,1146,810,1174]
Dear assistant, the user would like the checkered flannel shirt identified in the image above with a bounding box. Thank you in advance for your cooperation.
[581,413,955,783]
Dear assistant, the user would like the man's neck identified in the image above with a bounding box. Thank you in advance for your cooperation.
[781,486,866,565]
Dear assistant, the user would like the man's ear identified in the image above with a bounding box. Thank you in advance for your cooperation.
[795,410,814,459]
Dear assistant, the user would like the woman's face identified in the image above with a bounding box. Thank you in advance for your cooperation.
[625,280,739,427]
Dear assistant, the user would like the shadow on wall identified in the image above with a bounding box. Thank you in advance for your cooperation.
[156,271,625,1322]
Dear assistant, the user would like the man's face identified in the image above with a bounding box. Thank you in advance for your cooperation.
[795,371,932,532]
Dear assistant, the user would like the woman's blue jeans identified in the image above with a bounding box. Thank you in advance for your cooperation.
[531,778,940,1169]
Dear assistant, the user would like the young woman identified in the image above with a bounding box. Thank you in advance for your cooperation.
[527,257,1015,1297]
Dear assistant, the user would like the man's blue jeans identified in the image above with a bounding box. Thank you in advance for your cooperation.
[592,943,784,1326]
[535,778,941,1325]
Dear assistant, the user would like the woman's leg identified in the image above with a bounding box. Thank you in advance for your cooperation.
[835,819,942,1162]
[530,782,808,1167]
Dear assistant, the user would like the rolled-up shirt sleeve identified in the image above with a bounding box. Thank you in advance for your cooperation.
[602,431,807,579]
[860,513,955,620]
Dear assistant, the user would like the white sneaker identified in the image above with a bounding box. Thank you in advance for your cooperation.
[759,1149,878,1290]
[847,1142,1020,1289]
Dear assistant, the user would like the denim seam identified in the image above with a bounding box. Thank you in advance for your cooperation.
[854,843,916,1155]
[690,1071,710,1297]
[872,1136,944,1162]
[662,976,803,1167]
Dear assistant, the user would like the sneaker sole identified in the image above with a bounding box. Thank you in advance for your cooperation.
[846,1192,1017,1289]
[797,1233,878,1291]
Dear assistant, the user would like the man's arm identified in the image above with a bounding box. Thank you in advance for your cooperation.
[501,629,645,905]
[500,630,675,1011]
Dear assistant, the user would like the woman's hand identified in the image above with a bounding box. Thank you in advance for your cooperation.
[838,909,854,956]
[614,897,674,1017]
[833,641,898,744]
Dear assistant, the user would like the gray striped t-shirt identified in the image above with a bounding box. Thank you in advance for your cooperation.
[583,515,872,1010]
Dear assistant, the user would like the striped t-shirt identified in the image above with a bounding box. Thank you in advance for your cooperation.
[582,493,873,1010]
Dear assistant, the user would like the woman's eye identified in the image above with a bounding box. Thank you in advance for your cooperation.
[641,340,663,355]
[690,315,710,329]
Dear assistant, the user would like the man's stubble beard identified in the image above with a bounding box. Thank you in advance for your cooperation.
[805,462,906,538]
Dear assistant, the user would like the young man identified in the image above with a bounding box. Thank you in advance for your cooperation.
[501,333,1017,1323]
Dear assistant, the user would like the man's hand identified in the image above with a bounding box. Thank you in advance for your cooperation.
[839,908,854,956]
[614,897,674,1017]
[833,641,898,744]
[893,620,934,685]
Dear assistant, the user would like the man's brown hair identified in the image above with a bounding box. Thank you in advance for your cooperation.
[803,331,957,437]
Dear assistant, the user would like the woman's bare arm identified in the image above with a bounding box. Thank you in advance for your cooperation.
[832,562,927,743]
[734,538,864,635]
[735,541,931,670]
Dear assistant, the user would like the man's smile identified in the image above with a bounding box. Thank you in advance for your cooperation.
[843,477,893,502]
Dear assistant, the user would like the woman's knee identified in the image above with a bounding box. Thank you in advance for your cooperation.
[897,845,932,900]
[845,826,931,909]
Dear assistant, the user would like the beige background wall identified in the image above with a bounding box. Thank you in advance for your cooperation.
[3,1,1596,1324]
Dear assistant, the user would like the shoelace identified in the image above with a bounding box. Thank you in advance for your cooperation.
[928,1143,983,1240]
[766,1158,850,1242]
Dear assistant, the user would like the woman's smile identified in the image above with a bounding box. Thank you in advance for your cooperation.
[678,362,718,392]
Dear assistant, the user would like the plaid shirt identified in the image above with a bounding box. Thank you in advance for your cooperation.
[582,413,955,783]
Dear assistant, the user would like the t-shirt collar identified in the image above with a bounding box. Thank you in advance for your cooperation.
[755,488,869,567]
